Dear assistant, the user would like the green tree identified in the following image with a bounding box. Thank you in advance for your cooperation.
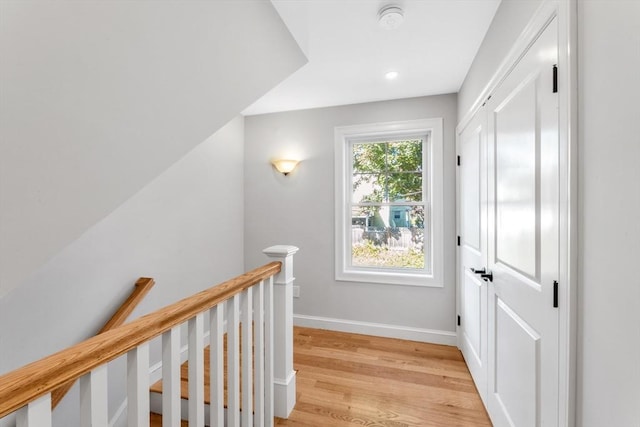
[353,139,424,227]
[351,139,426,264]
[353,139,423,203]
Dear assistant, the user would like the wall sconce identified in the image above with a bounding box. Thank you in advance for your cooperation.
[272,159,299,176]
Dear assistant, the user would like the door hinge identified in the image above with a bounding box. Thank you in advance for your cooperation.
[457,315,461,326]
[553,65,558,93]
[553,280,559,308]
[457,236,461,246]
[457,155,461,166]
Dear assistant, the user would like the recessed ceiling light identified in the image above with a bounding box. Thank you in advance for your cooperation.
[385,71,399,80]
[378,5,404,30]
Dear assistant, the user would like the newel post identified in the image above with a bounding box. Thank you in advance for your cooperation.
[263,245,299,418]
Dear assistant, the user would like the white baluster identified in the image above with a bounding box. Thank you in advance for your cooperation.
[263,246,299,419]
[209,304,224,427]
[80,365,108,427]
[265,276,274,426]
[162,326,181,427]
[188,313,205,427]
[127,343,150,427]
[253,281,265,427]
[241,289,254,427]
[227,294,240,427]
[16,394,51,427]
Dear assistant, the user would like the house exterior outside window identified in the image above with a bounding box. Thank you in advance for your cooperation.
[335,118,444,287]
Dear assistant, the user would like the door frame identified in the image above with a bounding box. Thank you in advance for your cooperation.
[455,0,578,425]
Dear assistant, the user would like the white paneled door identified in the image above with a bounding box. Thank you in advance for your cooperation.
[458,110,488,405]
[457,15,560,427]
[486,18,559,427]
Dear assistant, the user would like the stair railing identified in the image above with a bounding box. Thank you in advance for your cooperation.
[0,245,299,427]
[51,276,156,410]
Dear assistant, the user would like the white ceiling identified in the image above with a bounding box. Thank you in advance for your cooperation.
[243,0,501,116]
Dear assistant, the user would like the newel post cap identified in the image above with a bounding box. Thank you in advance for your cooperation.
[263,245,299,257]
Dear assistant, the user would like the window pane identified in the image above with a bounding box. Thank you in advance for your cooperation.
[387,172,422,202]
[353,142,386,173]
[352,173,384,203]
[351,206,425,270]
[387,140,422,172]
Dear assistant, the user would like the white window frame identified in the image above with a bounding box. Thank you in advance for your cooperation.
[334,118,444,287]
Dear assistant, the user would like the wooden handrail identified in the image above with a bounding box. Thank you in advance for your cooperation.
[0,261,281,418]
[50,277,156,409]
[98,277,156,334]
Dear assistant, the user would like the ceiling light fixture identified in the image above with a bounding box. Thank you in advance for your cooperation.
[378,5,404,30]
[385,71,399,80]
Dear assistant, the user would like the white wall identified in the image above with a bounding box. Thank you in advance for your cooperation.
[0,0,306,297]
[0,116,245,426]
[244,95,458,341]
[576,1,640,425]
[459,0,640,425]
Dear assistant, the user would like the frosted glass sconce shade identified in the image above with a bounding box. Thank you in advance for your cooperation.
[272,159,299,175]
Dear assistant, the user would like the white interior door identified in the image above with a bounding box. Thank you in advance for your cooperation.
[457,111,488,404]
[485,17,559,427]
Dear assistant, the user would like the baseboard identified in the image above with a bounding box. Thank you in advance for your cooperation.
[293,314,457,346]
[274,370,296,418]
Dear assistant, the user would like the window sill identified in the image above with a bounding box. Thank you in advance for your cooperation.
[336,268,443,287]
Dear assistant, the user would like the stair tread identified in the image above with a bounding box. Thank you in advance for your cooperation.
[150,346,220,405]
[150,412,188,427]
[150,330,254,410]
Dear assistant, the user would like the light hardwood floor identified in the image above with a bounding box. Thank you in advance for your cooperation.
[278,327,491,427]
[151,326,491,426]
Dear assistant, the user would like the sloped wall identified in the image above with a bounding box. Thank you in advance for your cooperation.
[0,0,306,297]
[0,116,245,426]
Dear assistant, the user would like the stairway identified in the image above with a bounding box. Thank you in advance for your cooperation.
[0,253,295,427]
[150,412,187,427]
[149,340,253,425]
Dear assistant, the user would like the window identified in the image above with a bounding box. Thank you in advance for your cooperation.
[335,118,443,287]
